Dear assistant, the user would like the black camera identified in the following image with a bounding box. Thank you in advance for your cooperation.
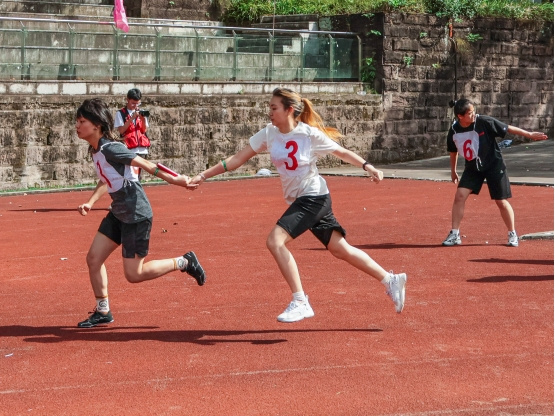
[138,110,150,117]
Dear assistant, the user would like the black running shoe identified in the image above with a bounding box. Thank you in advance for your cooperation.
[78,309,114,328]
[182,251,206,286]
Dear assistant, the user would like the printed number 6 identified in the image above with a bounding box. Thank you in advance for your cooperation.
[463,139,473,160]
[284,140,298,170]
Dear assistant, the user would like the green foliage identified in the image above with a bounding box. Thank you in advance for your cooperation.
[424,0,481,19]
[478,0,553,20]
[220,0,553,24]
[360,55,376,84]
[403,55,413,66]
[466,32,483,42]
[221,0,424,23]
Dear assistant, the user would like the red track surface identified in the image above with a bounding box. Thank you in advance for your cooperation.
[1,177,553,415]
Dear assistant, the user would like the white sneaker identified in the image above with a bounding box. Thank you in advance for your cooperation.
[508,231,519,247]
[277,296,315,323]
[386,273,407,313]
[442,231,461,246]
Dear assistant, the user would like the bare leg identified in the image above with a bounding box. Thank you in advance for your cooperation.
[451,187,472,229]
[326,231,388,282]
[266,225,303,293]
[123,256,177,283]
[86,232,119,298]
[495,199,515,231]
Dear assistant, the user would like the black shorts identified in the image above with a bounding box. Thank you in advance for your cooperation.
[458,159,512,200]
[277,194,346,247]
[98,211,152,258]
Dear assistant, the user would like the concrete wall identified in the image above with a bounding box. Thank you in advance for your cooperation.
[0,82,381,191]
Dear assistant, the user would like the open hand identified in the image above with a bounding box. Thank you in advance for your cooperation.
[530,132,548,141]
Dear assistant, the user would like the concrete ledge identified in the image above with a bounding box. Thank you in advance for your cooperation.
[0,81,365,96]
[520,231,554,240]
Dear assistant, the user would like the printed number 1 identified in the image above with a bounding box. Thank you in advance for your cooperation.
[284,140,298,170]
[463,139,473,160]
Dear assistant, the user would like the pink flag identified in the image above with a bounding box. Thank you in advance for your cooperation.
[114,0,129,32]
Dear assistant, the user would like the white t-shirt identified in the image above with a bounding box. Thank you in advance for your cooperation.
[114,109,150,155]
[249,122,340,205]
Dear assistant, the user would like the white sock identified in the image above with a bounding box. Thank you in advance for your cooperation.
[174,256,187,271]
[96,297,109,313]
[292,291,306,303]
[451,229,460,235]
[381,273,392,286]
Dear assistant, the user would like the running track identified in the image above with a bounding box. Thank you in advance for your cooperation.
[1,177,553,415]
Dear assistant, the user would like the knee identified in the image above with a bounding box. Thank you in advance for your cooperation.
[266,234,281,254]
[453,190,468,204]
[123,270,141,284]
[86,251,103,271]
[495,199,510,209]
[327,241,346,260]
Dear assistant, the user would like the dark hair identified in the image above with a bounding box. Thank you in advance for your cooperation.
[127,88,142,100]
[76,98,118,141]
[449,98,472,117]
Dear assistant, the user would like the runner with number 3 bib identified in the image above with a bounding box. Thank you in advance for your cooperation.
[442,98,548,248]
[190,88,407,322]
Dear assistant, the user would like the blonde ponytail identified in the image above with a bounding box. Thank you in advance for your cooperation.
[298,98,342,141]
[272,88,343,142]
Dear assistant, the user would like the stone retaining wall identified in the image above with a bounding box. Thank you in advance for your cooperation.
[0,82,381,191]
[0,12,553,191]
[330,13,554,162]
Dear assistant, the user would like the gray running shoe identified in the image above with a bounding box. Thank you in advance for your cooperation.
[442,231,461,246]
[508,231,519,247]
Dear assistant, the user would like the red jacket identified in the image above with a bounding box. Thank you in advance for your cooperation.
[119,107,151,149]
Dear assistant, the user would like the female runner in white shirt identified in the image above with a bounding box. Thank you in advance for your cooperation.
[192,88,407,322]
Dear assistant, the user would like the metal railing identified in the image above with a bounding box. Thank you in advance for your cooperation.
[0,16,361,82]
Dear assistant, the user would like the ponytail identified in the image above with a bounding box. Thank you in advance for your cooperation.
[298,98,342,142]
[272,88,343,142]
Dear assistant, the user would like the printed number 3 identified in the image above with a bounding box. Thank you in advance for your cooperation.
[284,140,298,170]
[463,139,473,160]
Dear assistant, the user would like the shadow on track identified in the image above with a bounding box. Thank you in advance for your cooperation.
[467,274,554,283]
[2,326,382,345]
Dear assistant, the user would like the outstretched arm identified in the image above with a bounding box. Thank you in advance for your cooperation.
[191,145,258,185]
[131,156,197,190]
[507,126,548,141]
[78,180,108,216]
[332,147,384,183]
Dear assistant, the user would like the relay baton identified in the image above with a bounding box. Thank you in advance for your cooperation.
[156,163,179,177]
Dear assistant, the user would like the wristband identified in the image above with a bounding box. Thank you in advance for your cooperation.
[153,167,159,177]
[221,159,228,172]
[362,161,371,171]
[199,173,206,180]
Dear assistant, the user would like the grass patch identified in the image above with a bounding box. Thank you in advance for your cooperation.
[220,0,553,24]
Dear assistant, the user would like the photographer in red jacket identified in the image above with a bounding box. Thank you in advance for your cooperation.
[114,88,151,178]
